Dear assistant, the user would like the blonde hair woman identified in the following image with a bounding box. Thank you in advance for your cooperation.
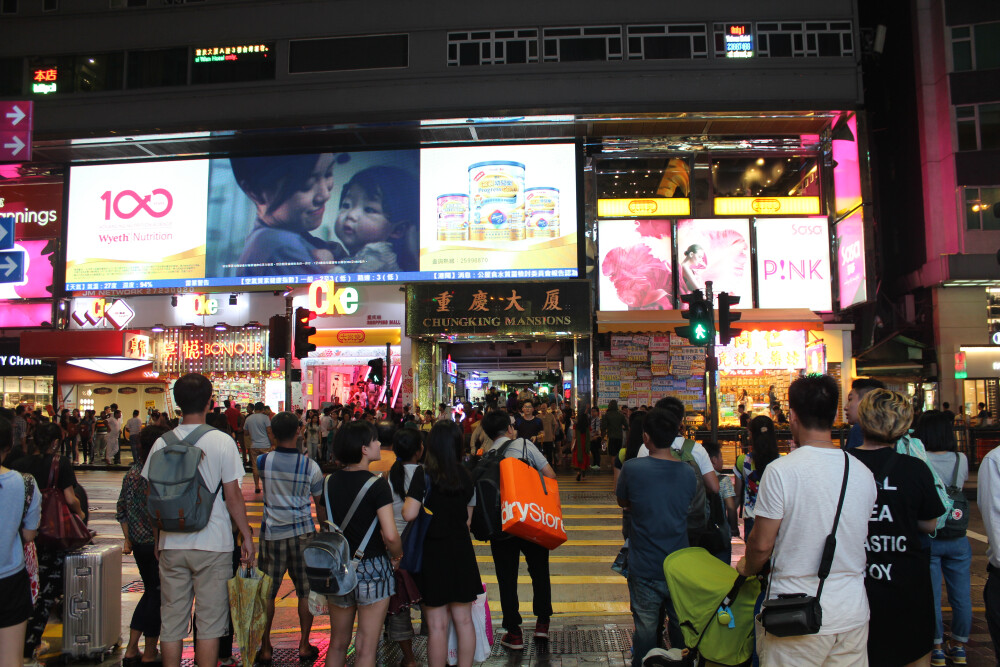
[850,389,944,667]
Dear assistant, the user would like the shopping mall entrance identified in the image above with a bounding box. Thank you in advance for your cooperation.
[442,339,575,407]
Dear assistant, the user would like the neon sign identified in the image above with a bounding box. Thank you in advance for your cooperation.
[163,340,264,360]
[32,67,58,94]
[194,44,270,64]
[308,280,360,316]
[724,24,754,58]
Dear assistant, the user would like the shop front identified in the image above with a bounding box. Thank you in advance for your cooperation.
[406,280,592,410]
[955,346,1000,419]
[0,338,57,410]
[295,282,408,412]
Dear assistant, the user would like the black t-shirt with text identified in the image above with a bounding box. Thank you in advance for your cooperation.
[515,416,543,441]
[324,469,394,558]
[10,453,77,491]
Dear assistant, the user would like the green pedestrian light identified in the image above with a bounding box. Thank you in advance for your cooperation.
[677,290,714,346]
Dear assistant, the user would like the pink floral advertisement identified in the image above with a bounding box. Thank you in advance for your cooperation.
[675,219,752,307]
[598,220,673,310]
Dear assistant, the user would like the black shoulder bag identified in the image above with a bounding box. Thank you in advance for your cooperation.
[759,451,851,637]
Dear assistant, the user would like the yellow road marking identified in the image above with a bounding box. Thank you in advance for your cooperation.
[274,599,631,614]
[967,530,988,543]
[475,539,621,546]
[476,555,614,563]
[480,575,624,584]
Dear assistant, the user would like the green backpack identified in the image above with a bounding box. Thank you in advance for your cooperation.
[678,439,708,538]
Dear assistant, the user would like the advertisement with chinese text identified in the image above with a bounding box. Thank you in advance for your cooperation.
[419,144,578,280]
[598,219,673,311]
[754,217,832,311]
[675,219,752,307]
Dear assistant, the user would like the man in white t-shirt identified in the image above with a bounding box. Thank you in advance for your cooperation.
[736,374,876,665]
[142,373,255,667]
[245,402,275,494]
[636,397,720,493]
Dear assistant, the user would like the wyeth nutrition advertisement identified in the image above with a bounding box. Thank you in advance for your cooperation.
[419,143,578,277]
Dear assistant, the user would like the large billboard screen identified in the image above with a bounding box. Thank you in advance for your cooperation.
[419,144,577,279]
[597,219,673,311]
[675,218,752,307]
[754,217,832,311]
[65,144,578,292]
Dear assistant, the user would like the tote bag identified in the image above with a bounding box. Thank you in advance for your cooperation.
[36,455,92,551]
[498,457,567,549]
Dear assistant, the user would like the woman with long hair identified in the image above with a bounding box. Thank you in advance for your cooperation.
[851,389,943,667]
[732,415,779,540]
[915,410,971,665]
[569,408,590,481]
[10,421,86,661]
[615,410,647,539]
[416,421,483,667]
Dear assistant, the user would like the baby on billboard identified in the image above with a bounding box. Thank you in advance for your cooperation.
[226,152,418,277]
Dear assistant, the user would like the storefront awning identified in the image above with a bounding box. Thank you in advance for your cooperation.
[596,308,824,334]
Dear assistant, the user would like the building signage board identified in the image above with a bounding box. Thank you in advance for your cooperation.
[0,338,56,376]
[0,180,62,239]
[68,292,288,330]
[0,102,32,161]
[598,219,673,311]
[754,217,832,311]
[717,330,806,372]
[958,347,1000,377]
[835,211,868,309]
[407,280,591,336]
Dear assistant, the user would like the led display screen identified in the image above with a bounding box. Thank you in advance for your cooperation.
[754,217,832,311]
[598,219,673,311]
[419,143,577,280]
[675,218,752,307]
[65,144,578,292]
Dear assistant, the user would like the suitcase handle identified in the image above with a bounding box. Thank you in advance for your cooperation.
[68,595,91,618]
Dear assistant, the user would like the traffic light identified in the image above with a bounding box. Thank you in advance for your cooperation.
[267,315,288,359]
[676,290,714,346]
[367,358,385,385]
[293,307,316,359]
[717,292,742,346]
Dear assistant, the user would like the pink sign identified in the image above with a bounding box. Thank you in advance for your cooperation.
[675,218,752,307]
[832,115,862,219]
[836,211,867,308]
[0,302,51,327]
[598,219,673,310]
[0,181,63,238]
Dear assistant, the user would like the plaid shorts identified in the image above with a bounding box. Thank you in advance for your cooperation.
[258,534,314,599]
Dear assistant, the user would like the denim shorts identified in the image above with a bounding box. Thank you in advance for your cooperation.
[328,555,396,608]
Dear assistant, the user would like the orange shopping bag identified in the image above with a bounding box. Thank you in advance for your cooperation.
[499,456,567,549]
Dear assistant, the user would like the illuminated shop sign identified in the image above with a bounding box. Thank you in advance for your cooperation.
[32,67,58,94]
[72,297,135,330]
[713,197,821,216]
[153,329,274,374]
[193,44,270,63]
[806,341,827,375]
[724,24,754,58]
[163,340,265,359]
[717,330,806,372]
[124,333,153,360]
[308,280,360,316]
[754,217,832,311]
[597,198,690,218]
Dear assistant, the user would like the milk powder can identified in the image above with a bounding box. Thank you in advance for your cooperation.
[525,187,560,238]
[468,161,525,241]
[436,194,469,241]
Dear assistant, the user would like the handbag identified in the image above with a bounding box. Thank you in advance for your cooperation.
[611,539,629,578]
[759,451,850,637]
[447,586,493,663]
[399,473,432,573]
[36,454,92,551]
[935,453,969,540]
[499,456,567,549]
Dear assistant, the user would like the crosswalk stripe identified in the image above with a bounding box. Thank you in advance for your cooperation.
[274,599,631,614]
[480,575,624,584]
[967,529,988,543]
[474,539,622,546]
[476,556,614,563]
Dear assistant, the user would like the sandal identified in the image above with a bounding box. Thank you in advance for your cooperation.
[298,645,320,663]
[253,650,273,667]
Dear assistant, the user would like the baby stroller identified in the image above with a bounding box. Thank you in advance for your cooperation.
[659,547,760,667]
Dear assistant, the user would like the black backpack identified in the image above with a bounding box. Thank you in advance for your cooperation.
[467,437,528,542]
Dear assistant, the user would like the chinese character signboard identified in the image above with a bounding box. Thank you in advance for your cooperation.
[152,328,273,374]
[716,330,806,372]
[407,281,591,336]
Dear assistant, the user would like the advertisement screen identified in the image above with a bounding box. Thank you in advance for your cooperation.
[836,211,867,308]
[754,217,832,311]
[675,219,752,307]
[598,219,673,310]
[419,144,577,279]
[0,180,63,239]
[66,144,577,292]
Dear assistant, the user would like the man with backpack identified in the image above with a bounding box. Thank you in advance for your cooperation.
[255,411,325,665]
[142,373,255,667]
[479,410,557,650]
[617,407,696,666]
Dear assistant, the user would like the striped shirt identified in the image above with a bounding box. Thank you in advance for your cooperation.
[257,447,324,540]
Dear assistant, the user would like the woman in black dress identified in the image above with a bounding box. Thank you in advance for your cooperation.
[850,389,944,667]
[416,421,483,667]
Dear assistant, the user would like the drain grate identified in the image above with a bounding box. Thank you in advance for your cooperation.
[122,580,145,593]
[547,628,633,655]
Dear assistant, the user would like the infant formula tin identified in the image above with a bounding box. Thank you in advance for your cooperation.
[468,161,525,241]
[525,187,560,239]
[436,194,469,241]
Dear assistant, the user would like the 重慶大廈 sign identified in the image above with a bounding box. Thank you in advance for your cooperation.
[407,281,591,336]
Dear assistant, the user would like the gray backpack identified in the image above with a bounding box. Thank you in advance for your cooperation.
[146,424,221,533]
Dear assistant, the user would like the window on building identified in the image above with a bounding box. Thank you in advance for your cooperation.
[289,35,408,73]
[711,155,821,198]
[447,30,538,66]
[126,48,188,89]
[627,24,708,60]
[965,187,1000,230]
[0,58,22,96]
[955,102,1000,151]
[956,105,978,151]
[542,26,623,62]
[982,103,1000,150]
[1,0,17,14]
[951,22,1000,72]
[738,21,853,58]
[73,53,124,92]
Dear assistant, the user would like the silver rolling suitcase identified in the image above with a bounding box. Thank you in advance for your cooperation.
[63,544,122,659]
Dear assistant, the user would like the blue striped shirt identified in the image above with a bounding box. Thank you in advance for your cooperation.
[257,448,324,540]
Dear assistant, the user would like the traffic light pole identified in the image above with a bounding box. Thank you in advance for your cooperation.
[285,295,293,412]
[705,281,719,443]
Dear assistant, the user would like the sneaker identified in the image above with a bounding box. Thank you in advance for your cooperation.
[500,631,524,650]
[534,621,550,639]
[945,644,967,665]
[930,648,946,667]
